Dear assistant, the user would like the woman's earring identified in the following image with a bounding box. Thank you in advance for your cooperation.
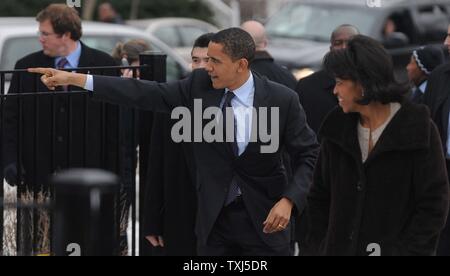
[361,90,365,97]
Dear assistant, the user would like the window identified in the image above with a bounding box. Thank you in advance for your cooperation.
[179,26,210,47]
[153,27,181,48]
[0,36,41,71]
[266,3,377,42]
[415,5,450,43]
[82,36,119,55]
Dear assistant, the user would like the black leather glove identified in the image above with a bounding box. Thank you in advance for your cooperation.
[3,163,26,187]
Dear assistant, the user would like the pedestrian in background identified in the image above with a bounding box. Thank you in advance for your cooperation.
[423,24,450,256]
[406,45,444,104]
[241,20,297,90]
[112,39,151,255]
[144,33,214,256]
[97,2,124,24]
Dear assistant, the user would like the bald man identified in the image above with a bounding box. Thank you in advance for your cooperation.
[241,20,269,51]
[329,24,360,51]
[241,20,297,90]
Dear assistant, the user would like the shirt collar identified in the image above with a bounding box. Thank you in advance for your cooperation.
[56,41,82,68]
[226,73,254,106]
[418,80,427,94]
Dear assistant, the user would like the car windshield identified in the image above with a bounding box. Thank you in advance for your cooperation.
[266,3,377,41]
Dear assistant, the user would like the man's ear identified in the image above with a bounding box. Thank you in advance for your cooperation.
[237,58,249,72]
[63,32,72,41]
[262,39,269,49]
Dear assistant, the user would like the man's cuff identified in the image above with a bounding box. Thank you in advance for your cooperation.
[84,74,94,91]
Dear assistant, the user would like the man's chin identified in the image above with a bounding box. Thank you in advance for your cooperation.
[42,49,57,57]
[211,80,225,90]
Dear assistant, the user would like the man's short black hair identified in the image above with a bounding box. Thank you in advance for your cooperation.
[323,35,408,105]
[193,33,215,49]
[211,28,256,63]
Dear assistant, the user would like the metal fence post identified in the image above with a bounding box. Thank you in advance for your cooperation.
[51,169,119,256]
[0,72,4,256]
[138,52,167,256]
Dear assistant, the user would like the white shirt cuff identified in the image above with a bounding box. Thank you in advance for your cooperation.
[84,74,94,91]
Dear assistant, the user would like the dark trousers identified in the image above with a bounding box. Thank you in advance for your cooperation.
[198,197,290,256]
[437,161,450,256]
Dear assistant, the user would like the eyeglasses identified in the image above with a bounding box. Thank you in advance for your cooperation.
[37,31,59,38]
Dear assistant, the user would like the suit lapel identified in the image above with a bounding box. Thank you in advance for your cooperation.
[33,53,55,92]
[202,88,231,159]
[77,42,91,68]
[240,74,270,157]
[441,91,450,151]
[438,70,450,147]
[42,54,54,68]
[202,88,224,108]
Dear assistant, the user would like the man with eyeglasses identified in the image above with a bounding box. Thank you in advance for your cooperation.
[3,4,120,254]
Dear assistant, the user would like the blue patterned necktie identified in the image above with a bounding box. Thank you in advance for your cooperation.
[57,58,69,69]
[57,58,69,91]
[222,91,241,206]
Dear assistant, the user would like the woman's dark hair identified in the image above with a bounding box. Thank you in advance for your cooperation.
[323,35,408,105]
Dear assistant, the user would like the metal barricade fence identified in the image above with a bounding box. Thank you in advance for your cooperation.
[0,52,167,256]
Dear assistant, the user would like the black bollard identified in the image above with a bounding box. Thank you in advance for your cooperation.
[52,169,119,256]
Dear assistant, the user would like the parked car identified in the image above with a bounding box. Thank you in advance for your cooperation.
[0,17,191,91]
[127,17,219,62]
[266,0,450,80]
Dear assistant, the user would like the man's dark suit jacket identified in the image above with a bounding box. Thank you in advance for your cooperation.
[3,42,120,189]
[91,69,319,247]
[250,51,297,90]
[423,63,450,154]
[422,63,450,255]
[296,70,337,135]
[143,112,198,255]
[143,52,298,255]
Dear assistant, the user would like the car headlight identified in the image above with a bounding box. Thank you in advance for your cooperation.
[292,68,315,80]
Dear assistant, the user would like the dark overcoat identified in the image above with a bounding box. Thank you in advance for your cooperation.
[308,102,450,256]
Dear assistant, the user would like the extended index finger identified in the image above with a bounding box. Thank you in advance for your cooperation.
[27,67,52,76]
